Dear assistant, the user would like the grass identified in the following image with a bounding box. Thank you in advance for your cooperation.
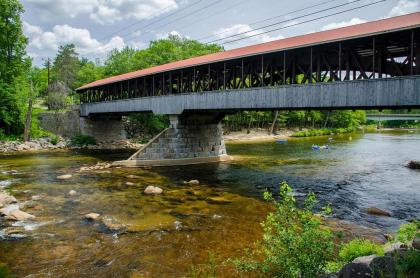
[291,127,354,137]
[338,239,384,263]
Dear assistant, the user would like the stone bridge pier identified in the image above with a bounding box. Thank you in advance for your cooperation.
[113,113,231,167]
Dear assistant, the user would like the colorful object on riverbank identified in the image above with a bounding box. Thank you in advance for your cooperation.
[276,139,288,144]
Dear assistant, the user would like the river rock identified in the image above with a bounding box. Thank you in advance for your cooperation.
[2,208,35,221]
[101,216,126,232]
[57,174,72,180]
[369,256,396,278]
[384,242,407,256]
[85,213,101,221]
[127,175,141,179]
[0,192,17,207]
[412,235,420,250]
[3,226,26,235]
[144,186,163,195]
[68,190,77,196]
[125,182,135,186]
[31,195,42,201]
[185,179,200,185]
[338,263,372,278]
[366,207,391,217]
[352,255,378,265]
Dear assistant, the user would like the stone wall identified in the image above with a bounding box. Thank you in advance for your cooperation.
[38,109,126,142]
[131,113,227,161]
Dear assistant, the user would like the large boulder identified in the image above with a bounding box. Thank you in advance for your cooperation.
[0,207,35,221]
[384,242,407,256]
[338,263,372,278]
[144,186,163,195]
[369,256,396,278]
[366,207,391,217]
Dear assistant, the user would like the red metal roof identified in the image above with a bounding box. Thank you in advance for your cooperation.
[77,12,420,90]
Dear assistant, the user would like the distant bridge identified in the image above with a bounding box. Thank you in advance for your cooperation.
[75,13,420,166]
[366,114,420,121]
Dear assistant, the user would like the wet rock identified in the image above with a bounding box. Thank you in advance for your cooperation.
[212,214,222,220]
[125,182,135,186]
[0,192,17,207]
[384,233,394,241]
[101,216,126,232]
[411,235,420,250]
[352,255,378,265]
[85,213,101,221]
[185,179,200,185]
[3,226,26,235]
[338,263,372,278]
[1,207,35,221]
[31,195,41,201]
[174,221,183,230]
[127,175,141,179]
[366,207,391,217]
[144,186,163,195]
[68,190,77,196]
[384,242,408,256]
[206,196,232,205]
[57,174,72,180]
[369,256,396,278]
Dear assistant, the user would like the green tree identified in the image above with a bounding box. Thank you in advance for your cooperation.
[76,58,104,88]
[103,47,136,76]
[52,44,80,89]
[0,0,29,135]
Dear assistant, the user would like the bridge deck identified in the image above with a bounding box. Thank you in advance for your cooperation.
[80,76,420,116]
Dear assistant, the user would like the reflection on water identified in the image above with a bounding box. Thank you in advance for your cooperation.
[0,130,419,277]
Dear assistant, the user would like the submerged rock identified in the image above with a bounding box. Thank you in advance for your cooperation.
[0,206,35,221]
[101,216,126,232]
[68,190,77,196]
[57,174,72,180]
[85,213,101,221]
[127,175,141,179]
[366,207,391,217]
[144,186,163,195]
[3,226,26,236]
[125,182,135,186]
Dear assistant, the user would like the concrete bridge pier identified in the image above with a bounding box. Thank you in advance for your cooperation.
[113,112,231,167]
[80,116,127,142]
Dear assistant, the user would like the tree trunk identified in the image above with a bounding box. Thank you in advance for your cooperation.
[323,111,330,128]
[23,81,34,142]
[270,110,279,134]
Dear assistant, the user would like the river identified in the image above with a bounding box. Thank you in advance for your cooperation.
[0,130,419,277]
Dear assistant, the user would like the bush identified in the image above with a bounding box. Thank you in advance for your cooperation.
[70,134,96,147]
[0,263,15,278]
[233,182,335,277]
[291,127,354,137]
[396,249,420,277]
[407,160,420,170]
[396,223,418,244]
[50,135,59,145]
[339,239,384,263]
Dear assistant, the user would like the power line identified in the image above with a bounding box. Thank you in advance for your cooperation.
[98,0,204,42]
[204,0,365,44]
[197,0,339,41]
[123,0,224,43]
[218,0,386,46]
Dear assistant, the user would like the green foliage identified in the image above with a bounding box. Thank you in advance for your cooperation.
[395,223,418,244]
[70,134,96,147]
[233,182,335,277]
[188,252,217,278]
[292,127,354,137]
[395,250,420,277]
[52,44,80,90]
[125,113,169,141]
[338,239,384,263]
[0,263,15,278]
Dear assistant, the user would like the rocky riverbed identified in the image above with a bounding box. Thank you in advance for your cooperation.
[0,137,142,153]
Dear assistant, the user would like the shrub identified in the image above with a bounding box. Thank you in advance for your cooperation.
[0,263,15,278]
[395,250,420,277]
[396,223,418,244]
[233,182,335,277]
[339,239,384,263]
[50,135,59,145]
[188,252,217,278]
[407,160,420,170]
[70,134,96,147]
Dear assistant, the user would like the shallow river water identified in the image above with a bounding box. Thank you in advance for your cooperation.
[0,130,419,277]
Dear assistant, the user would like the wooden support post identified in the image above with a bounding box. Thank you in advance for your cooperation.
[338,42,342,80]
[261,55,265,86]
[309,47,313,83]
[372,37,376,78]
[410,30,414,75]
[241,59,244,88]
[223,62,226,90]
[283,51,286,84]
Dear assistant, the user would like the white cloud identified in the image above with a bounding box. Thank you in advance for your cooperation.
[213,24,284,48]
[23,21,125,56]
[26,0,179,24]
[388,0,420,17]
[321,18,367,31]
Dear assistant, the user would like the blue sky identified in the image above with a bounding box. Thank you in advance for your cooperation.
[21,0,420,66]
